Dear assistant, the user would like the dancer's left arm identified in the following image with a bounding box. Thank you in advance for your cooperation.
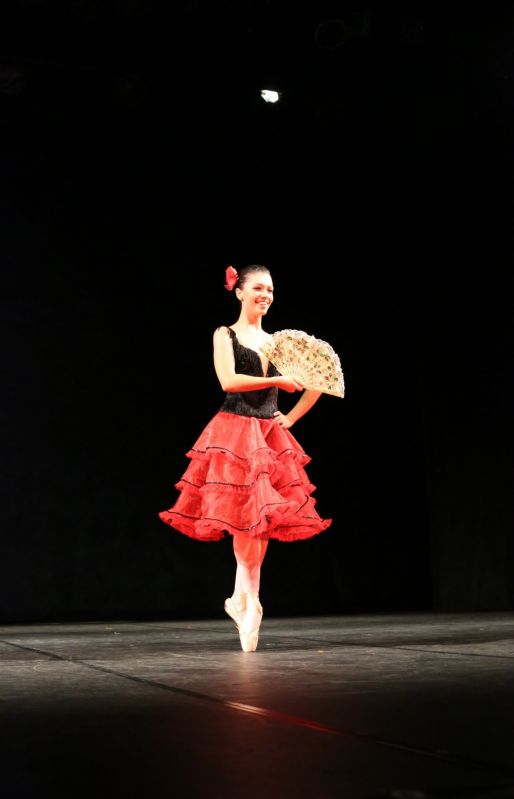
[274,389,322,429]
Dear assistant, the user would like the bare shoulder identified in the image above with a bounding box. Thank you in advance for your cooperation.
[213,325,232,343]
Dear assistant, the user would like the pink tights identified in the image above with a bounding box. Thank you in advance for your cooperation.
[232,534,268,630]
[233,534,268,593]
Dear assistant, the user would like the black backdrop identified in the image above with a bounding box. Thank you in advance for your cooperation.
[1,4,513,623]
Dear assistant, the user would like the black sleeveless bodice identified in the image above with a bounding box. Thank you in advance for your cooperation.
[219,327,279,419]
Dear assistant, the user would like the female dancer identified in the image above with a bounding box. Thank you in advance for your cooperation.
[158,264,332,651]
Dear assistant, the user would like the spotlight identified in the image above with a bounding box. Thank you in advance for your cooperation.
[260,89,280,103]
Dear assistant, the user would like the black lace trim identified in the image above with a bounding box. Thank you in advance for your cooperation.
[162,495,312,534]
[190,443,306,461]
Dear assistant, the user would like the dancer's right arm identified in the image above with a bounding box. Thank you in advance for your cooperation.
[213,327,303,393]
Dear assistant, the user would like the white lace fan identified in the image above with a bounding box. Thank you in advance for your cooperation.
[261,329,345,398]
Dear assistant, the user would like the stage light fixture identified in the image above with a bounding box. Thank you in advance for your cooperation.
[260,89,280,103]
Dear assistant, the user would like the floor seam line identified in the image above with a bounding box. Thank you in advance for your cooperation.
[3,634,513,661]
[280,637,514,660]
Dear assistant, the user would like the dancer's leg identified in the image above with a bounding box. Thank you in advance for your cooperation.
[233,534,269,593]
[232,534,268,633]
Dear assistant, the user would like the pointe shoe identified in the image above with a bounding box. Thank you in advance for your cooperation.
[224,591,246,630]
[239,592,263,653]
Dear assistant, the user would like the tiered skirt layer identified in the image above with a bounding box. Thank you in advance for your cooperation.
[158,411,332,542]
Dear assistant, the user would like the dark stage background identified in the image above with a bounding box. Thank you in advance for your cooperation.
[1,4,513,623]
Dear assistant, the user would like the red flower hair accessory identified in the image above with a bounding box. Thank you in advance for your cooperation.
[224,265,239,291]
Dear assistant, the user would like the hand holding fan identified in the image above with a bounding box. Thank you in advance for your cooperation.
[261,329,345,398]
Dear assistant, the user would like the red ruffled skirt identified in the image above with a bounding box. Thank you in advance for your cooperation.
[158,411,332,542]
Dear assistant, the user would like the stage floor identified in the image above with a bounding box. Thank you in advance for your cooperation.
[1,612,513,798]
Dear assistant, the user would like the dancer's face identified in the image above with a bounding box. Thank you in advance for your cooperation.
[237,272,274,316]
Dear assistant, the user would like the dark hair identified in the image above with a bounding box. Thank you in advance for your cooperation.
[235,264,271,291]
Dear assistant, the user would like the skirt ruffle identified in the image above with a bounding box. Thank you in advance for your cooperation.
[158,411,332,542]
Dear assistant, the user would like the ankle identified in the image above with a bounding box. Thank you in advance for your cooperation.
[243,592,262,613]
